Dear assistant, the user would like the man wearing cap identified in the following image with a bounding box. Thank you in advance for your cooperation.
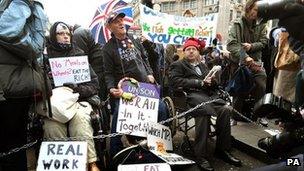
[102,12,168,158]
[169,38,241,171]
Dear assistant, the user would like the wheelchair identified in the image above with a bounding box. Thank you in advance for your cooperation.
[164,88,218,158]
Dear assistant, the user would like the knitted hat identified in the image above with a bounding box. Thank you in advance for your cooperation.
[183,38,206,51]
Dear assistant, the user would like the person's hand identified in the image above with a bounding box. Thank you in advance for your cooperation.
[278,2,304,42]
[147,75,155,83]
[110,88,123,98]
[63,82,78,91]
[203,76,212,87]
[242,43,252,52]
[244,56,254,64]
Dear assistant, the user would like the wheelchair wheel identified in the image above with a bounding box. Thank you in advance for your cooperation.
[163,96,177,135]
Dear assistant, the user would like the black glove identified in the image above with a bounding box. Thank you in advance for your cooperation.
[63,82,78,92]
[278,2,304,42]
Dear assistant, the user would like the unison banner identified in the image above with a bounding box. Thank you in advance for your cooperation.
[139,4,218,46]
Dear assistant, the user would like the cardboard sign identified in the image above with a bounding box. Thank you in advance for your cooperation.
[117,82,160,137]
[140,4,218,45]
[37,141,87,171]
[152,151,195,165]
[147,122,173,152]
[49,56,91,87]
[118,163,171,171]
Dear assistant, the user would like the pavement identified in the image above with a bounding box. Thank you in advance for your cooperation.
[171,116,283,171]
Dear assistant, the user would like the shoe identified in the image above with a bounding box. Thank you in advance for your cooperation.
[258,117,268,127]
[197,158,214,171]
[215,150,242,167]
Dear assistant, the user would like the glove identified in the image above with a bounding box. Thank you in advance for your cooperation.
[278,2,304,42]
[63,82,78,92]
[121,92,135,101]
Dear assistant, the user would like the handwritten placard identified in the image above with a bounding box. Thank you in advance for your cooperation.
[37,141,87,171]
[139,4,218,46]
[117,82,160,137]
[147,122,173,152]
[118,163,171,171]
[49,56,91,87]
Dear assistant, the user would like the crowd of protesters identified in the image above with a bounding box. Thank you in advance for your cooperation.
[1,0,304,171]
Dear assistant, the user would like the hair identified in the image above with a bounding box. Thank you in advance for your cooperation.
[245,0,259,14]
[183,9,195,17]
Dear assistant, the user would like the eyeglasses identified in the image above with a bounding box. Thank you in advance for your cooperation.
[56,32,71,36]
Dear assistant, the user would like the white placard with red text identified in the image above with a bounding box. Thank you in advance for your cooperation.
[49,56,91,87]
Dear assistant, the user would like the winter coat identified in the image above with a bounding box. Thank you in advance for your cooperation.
[0,1,47,100]
[102,34,153,90]
[169,59,226,116]
[227,17,268,64]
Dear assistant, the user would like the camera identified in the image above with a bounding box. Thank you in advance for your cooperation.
[254,94,304,158]
[256,0,302,23]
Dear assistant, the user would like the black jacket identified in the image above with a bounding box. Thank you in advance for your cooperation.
[169,59,225,116]
[73,27,104,81]
[102,34,153,90]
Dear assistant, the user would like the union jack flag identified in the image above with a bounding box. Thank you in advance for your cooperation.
[89,0,133,45]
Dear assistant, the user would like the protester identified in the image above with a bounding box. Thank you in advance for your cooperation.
[73,25,107,102]
[141,36,165,87]
[0,0,48,170]
[102,11,168,158]
[269,28,300,103]
[169,38,242,171]
[227,0,268,126]
[43,21,100,171]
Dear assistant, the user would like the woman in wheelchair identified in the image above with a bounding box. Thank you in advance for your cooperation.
[169,38,242,171]
[41,22,100,171]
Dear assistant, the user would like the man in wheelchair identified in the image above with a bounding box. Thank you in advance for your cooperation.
[169,38,242,171]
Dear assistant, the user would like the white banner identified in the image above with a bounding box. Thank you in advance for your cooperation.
[49,56,91,87]
[147,122,173,152]
[37,141,87,171]
[117,82,160,137]
[139,4,218,45]
[118,163,171,171]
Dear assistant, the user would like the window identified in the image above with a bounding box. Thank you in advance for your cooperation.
[236,11,242,18]
[190,0,197,8]
[162,2,176,11]
[204,0,215,6]
[162,3,169,11]
[182,0,190,10]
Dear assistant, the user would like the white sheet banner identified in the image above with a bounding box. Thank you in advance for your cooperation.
[49,56,90,87]
[139,4,218,45]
